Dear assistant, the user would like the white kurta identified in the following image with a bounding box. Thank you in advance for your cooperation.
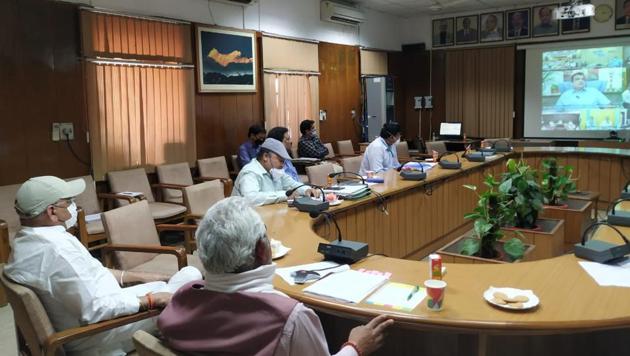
[5,225,201,355]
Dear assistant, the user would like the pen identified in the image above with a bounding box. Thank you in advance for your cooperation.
[407,285,420,300]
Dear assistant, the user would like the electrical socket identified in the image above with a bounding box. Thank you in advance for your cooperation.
[52,122,74,141]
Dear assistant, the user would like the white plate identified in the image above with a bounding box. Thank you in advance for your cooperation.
[328,199,342,206]
[483,286,539,311]
[272,244,291,260]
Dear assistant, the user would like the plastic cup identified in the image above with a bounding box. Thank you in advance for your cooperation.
[424,279,447,311]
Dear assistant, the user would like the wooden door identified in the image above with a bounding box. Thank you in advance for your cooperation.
[318,42,362,148]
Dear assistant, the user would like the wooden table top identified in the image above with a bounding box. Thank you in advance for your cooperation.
[257,148,630,335]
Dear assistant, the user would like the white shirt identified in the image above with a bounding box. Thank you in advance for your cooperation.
[4,225,201,355]
[359,137,400,175]
[232,159,308,206]
[204,264,357,356]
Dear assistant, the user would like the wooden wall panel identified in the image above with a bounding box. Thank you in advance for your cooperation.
[433,46,515,140]
[194,35,264,165]
[478,46,514,138]
[318,42,361,147]
[0,0,90,186]
[389,48,431,141]
[445,49,479,136]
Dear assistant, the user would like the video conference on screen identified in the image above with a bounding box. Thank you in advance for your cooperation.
[541,46,630,132]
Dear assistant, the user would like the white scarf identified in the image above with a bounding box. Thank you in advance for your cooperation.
[204,263,286,297]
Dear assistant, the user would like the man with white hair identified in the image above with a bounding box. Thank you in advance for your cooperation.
[4,176,202,355]
[232,137,320,206]
[158,197,394,355]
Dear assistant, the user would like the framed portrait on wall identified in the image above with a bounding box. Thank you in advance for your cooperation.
[561,1,591,34]
[455,15,478,45]
[480,12,504,42]
[506,8,530,39]
[196,26,257,93]
[616,0,630,29]
[532,4,559,37]
[432,18,454,47]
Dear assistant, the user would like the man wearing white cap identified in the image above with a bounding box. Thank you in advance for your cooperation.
[4,176,202,355]
[232,138,320,206]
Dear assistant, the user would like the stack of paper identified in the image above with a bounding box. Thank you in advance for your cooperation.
[302,269,389,303]
[578,260,630,287]
[323,184,370,200]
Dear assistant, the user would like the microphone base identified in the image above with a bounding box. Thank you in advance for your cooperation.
[478,148,496,154]
[400,171,427,180]
[607,211,630,227]
[574,240,630,263]
[439,160,462,169]
[318,240,369,264]
[294,197,329,215]
[465,153,486,162]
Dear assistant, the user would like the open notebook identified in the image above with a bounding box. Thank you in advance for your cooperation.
[302,269,389,303]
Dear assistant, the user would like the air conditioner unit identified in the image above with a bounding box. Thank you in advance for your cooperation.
[218,0,256,5]
[321,1,365,26]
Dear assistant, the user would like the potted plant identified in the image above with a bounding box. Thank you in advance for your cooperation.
[499,158,544,229]
[541,157,576,206]
[539,157,592,248]
[459,175,526,261]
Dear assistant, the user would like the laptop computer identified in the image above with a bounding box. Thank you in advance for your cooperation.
[438,122,463,140]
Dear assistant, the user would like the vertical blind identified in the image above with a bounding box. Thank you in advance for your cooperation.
[81,10,195,180]
[444,46,514,138]
[262,35,319,141]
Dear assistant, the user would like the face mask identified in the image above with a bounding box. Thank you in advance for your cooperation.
[254,138,264,145]
[311,130,318,137]
[64,202,78,230]
[394,138,401,145]
[270,168,284,181]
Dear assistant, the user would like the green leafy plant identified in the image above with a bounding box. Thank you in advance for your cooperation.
[499,158,544,229]
[541,157,577,206]
[462,175,525,260]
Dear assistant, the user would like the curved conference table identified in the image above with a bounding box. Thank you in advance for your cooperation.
[258,147,630,356]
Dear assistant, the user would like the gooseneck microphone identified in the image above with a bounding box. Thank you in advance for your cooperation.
[285,183,325,202]
[328,171,366,185]
[312,211,368,264]
[437,151,462,169]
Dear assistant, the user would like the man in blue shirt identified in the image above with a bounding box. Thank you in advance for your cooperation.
[267,126,300,182]
[238,124,266,168]
[555,72,611,111]
[359,122,401,175]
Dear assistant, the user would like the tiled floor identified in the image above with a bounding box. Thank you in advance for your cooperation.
[0,304,18,355]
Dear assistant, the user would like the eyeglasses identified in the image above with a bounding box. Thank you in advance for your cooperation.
[52,198,75,209]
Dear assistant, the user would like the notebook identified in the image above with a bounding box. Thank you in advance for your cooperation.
[302,269,389,303]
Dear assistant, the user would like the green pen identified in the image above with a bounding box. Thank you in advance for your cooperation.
[406,285,420,300]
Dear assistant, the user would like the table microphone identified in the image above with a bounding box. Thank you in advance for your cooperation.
[492,139,513,153]
[437,151,462,169]
[328,171,366,185]
[398,162,426,180]
[285,183,326,202]
[312,211,368,264]
[286,183,329,215]
[574,221,630,263]
[463,146,487,162]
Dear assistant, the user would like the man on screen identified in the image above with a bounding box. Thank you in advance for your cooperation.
[554,72,611,111]
[533,6,558,36]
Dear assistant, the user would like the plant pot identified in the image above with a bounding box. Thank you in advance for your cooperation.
[539,198,594,251]
[437,235,535,264]
[501,218,564,261]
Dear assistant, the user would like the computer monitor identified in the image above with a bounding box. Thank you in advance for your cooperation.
[439,122,462,137]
